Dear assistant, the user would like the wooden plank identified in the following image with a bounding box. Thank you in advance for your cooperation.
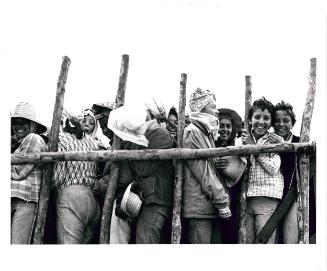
[238,75,252,244]
[171,73,187,244]
[99,54,129,244]
[32,56,71,244]
[12,142,315,164]
[254,185,297,244]
[298,58,316,244]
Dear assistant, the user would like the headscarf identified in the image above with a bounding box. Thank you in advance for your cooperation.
[189,88,216,113]
[189,112,219,140]
[83,109,98,138]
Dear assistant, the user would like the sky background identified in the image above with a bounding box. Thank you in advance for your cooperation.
[1,0,327,270]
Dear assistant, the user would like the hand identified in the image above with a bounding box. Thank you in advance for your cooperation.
[241,129,255,145]
[215,157,230,170]
[268,133,283,144]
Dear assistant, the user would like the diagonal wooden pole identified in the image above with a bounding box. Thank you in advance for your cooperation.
[298,58,316,244]
[100,54,129,244]
[238,75,252,244]
[171,73,187,244]
[33,56,71,244]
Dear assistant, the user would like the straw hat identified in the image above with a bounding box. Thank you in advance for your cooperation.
[221,156,247,187]
[107,105,149,147]
[11,102,47,134]
[120,183,143,218]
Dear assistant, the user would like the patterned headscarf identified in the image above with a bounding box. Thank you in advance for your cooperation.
[189,88,216,112]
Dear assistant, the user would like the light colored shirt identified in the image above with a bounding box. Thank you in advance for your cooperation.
[11,133,47,202]
[246,132,284,199]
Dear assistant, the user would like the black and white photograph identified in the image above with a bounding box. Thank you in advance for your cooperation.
[2,0,327,270]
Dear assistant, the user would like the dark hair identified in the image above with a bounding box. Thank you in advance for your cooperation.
[168,106,178,119]
[248,97,274,122]
[274,100,296,125]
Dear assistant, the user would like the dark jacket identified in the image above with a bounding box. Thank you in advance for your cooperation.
[116,120,175,208]
[279,135,300,199]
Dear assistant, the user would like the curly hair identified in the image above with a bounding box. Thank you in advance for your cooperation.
[274,100,296,125]
[248,97,275,121]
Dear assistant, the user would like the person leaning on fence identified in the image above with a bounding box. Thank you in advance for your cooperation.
[268,100,299,243]
[182,88,231,244]
[51,113,101,244]
[241,97,284,244]
[109,104,175,244]
[11,102,48,244]
[214,108,246,244]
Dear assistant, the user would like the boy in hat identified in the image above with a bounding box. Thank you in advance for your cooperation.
[11,102,48,244]
[182,88,231,244]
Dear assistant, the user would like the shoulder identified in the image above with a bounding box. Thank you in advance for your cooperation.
[23,133,46,145]
[146,124,173,149]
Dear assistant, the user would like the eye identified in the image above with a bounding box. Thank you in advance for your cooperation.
[226,124,232,129]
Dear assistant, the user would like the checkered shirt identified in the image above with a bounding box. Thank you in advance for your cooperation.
[246,132,284,199]
[11,133,47,202]
[52,133,99,191]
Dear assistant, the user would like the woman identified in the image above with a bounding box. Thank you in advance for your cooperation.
[11,102,48,244]
[52,114,101,244]
[214,108,244,244]
[241,97,284,244]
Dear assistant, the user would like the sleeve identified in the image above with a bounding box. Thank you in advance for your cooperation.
[11,134,46,181]
[184,129,230,210]
[256,153,281,176]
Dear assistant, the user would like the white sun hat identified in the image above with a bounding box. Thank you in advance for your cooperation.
[107,105,149,147]
[120,183,143,218]
[11,102,47,134]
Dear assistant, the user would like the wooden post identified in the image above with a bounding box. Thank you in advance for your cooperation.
[238,75,252,244]
[99,54,129,244]
[171,73,187,244]
[298,58,316,244]
[33,56,71,244]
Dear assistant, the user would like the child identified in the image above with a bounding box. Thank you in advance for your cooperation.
[11,102,48,244]
[241,97,284,244]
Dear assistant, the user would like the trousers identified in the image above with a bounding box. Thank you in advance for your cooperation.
[11,198,37,244]
[246,196,279,244]
[56,185,101,244]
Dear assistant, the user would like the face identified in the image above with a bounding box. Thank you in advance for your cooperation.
[218,118,233,142]
[251,108,272,139]
[12,118,32,140]
[273,110,293,139]
[82,115,96,135]
[168,114,178,126]
[201,100,216,116]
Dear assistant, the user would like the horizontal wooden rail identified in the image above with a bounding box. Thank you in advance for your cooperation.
[12,142,315,164]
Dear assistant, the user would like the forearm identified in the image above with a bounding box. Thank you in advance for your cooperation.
[11,164,35,181]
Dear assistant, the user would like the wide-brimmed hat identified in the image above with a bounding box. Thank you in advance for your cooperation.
[221,156,247,187]
[11,102,47,134]
[120,183,143,218]
[218,108,242,135]
[107,105,149,147]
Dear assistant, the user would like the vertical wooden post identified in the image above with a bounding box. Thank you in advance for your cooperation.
[33,56,71,244]
[99,54,129,244]
[298,58,316,244]
[171,73,187,244]
[238,75,252,244]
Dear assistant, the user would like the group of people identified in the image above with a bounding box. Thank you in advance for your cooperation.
[10,87,316,244]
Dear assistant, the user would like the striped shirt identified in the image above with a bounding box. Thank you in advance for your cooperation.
[246,132,284,199]
[52,133,99,191]
[11,133,47,202]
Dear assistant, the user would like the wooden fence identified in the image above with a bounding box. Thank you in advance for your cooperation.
[11,56,317,244]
